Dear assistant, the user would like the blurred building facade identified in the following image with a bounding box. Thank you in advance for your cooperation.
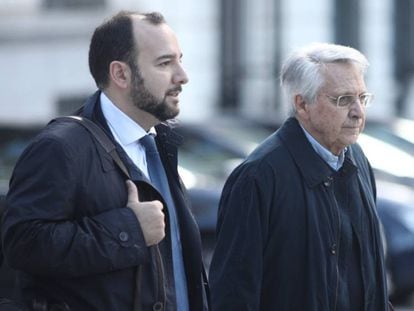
[0,0,413,126]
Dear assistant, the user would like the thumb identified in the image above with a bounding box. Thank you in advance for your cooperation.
[126,180,140,204]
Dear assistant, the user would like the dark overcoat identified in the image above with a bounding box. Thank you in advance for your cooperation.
[2,91,209,311]
[209,117,389,311]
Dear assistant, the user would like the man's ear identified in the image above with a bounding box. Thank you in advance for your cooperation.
[108,61,131,89]
[294,94,309,119]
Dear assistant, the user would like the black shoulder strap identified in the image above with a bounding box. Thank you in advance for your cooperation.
[55,116,130,179]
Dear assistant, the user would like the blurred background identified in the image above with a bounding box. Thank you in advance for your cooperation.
[0,0,414,310]
[1,0,414,125]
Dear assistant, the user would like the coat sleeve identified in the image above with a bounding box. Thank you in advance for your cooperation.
[208,163,274,311]
[1,135,149,278]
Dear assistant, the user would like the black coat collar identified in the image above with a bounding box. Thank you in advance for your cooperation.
[279,117,358,188]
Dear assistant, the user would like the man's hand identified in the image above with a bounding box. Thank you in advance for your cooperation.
[126,180,165,246]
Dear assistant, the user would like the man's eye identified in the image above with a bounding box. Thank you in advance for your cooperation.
[338,96,354,107]
[159,61,171,67]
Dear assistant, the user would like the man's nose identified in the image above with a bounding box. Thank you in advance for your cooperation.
[349,99,365,118]
[173,64,189,85]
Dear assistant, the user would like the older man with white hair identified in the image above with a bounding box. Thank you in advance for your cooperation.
[209,43,393,311]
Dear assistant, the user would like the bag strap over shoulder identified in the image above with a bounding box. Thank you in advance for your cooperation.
[52,116,165,310]
[54,116,130,179]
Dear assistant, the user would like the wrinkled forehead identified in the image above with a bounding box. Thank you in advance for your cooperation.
[320,62,366,93]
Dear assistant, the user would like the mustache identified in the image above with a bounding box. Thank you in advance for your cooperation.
[166,86,182,94]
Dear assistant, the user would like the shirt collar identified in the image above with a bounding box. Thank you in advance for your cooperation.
[300,124,346,171]
[100,92,156,146]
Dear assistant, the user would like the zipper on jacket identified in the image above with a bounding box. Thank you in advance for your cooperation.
[325,176,341,311]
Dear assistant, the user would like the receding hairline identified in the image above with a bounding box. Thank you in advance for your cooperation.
[129,11,166,24]
[129,13,170,39]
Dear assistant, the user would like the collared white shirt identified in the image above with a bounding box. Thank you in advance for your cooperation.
[100,92,155,179]
[300,125,346,171]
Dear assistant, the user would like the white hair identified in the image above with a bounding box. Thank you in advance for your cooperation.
[280,42,369,113]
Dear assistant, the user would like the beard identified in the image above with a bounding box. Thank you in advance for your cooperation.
[129,65,180,122]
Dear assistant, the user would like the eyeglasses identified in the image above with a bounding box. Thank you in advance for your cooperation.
[325,93,373,108]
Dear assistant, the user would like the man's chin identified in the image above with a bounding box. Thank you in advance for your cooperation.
[166,95,180,106]
[154,108,180,122]
[165,101,180,116]
[345,135,360,147]
[166,110,180,121]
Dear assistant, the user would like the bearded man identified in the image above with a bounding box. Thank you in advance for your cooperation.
[2,11,209,311]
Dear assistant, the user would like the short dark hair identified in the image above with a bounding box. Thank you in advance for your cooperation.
[88,11,166,89]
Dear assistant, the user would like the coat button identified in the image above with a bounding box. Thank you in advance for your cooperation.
[118,232,129,242]
[324,176,333,187]
[153,302,163,311]
[330,243,337,255]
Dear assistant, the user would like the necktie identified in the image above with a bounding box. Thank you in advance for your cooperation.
[140,134,189,311]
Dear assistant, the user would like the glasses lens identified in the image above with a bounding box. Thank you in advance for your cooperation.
[336,94,373,108]
[360,94,372,107]
[337,95,355,107]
